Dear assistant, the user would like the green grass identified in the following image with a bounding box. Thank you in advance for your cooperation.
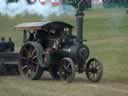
[0,8,128,96]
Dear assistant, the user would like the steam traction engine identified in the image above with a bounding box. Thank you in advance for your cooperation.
[16,0,103,82]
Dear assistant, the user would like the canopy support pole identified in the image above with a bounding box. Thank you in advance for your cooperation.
[23,30,27,43]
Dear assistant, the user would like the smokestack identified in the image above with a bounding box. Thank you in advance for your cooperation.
[76,12,84,44]
[75,0,86,44]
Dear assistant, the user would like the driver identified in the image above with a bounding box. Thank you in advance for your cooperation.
[36,29,49,49]
[8,37,15,52]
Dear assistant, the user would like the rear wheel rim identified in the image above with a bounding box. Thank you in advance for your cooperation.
[19,43,42,79]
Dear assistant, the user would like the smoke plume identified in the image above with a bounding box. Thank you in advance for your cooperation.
[0,0,75,18]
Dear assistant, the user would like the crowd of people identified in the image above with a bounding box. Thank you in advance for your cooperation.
[0,37,15,52]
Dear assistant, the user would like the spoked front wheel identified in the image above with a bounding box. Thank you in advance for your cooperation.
[86,58,103,82]
[59,58,76,83]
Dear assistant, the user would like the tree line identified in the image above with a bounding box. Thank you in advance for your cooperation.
[103,0,128,8]
[6,0,128,8]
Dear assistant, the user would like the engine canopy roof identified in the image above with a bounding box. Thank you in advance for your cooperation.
[15,21,73,31]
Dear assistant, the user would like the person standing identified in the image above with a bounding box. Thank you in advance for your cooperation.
[0,37,8,52]
[8,37,15,52]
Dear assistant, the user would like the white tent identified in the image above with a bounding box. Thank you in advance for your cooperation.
[39,0,46,4]
[92,0,103,8]
[51,0,60,6]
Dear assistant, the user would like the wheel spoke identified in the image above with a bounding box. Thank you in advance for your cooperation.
[67,69,72,73]
[19,43,44,80]
[90,62,93,69]
[94,73,97,80]
[20,53,38,73]
[92,61,96,68]
[23,47,28,53]
[20,55,38,65]
[26,69,32,77]
[31,49,36,58]
[89,72,93,79]
[64,63,70,71]
[22,65,29,70]
[92,73,95,80]
[20,56,28,60]
[59,58,75,82]
[66,63,71,69]
[86,58,103,82]
[27,46,34,58]
[32,55,38,60]
[96,62,100,71]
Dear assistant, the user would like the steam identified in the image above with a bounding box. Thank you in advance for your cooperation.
[108,9,126,33]
[0,0,75,18]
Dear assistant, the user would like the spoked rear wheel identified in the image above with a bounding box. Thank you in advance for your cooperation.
[59,58,75,83]
[19,42,44,80]
[86,58,103,82]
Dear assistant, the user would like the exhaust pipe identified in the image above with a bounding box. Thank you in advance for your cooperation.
[76,13,84,44]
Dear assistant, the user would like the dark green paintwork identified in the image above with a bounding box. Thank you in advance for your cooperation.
[47,50,69,66]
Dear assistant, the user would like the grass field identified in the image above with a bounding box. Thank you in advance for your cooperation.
[0,8,128,96]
